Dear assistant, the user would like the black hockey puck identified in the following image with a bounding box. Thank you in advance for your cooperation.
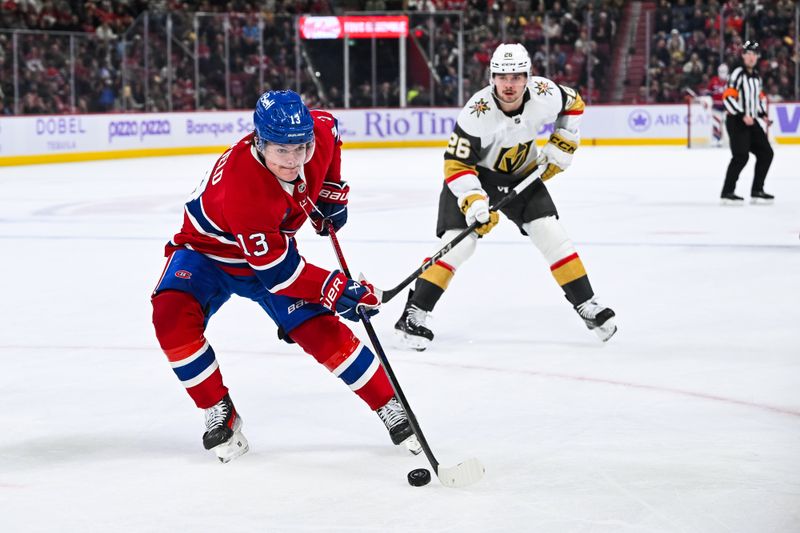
[407,468,431,487]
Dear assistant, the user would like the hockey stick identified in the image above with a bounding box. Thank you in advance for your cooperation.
[377,164,546,303]
[325,220,484,488]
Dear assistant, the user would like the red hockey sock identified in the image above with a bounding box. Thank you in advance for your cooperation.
[290,315,393,410]
[151,290,227,409]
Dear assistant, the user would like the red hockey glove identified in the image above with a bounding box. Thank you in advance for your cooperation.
[311,181,349,236]
[320,270,380,321]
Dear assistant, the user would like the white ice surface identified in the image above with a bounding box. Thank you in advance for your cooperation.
[1,145,799,532]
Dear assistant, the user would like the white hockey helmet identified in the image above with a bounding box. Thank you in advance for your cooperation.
[717,63,729,81]
[490,43,531,79]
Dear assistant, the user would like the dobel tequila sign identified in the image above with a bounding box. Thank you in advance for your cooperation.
[299,16,409,39]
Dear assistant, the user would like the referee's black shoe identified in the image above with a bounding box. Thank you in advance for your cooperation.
[720,192,744,205]
[751,190,774,204]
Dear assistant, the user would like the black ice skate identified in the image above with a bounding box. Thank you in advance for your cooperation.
[202,393,249,463]
[394,291,434,351]
[376,397,422,455]
[750,190,774,205]
[575,298,617,342]
[720,192,744,205]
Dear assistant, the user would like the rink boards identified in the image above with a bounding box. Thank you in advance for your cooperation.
[1,102,799,166]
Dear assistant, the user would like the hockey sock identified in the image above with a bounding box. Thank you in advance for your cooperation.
[524,216,595,306]
[410,229,477,311]
[290,315,393,410]
[152,290,227,409]
[549,253,594,306]
[412,259,456,311]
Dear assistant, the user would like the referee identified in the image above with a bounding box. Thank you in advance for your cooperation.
[721,41,774,205]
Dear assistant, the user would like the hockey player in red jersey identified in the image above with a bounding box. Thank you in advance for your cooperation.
[151,90,420,462]
[708,63,729,146]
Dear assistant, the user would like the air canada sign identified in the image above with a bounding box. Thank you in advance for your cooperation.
[299,16,408,39]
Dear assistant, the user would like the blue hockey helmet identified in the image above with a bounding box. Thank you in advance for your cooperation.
[253,90,314,149]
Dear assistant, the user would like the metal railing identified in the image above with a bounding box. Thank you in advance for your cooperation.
[635,1,799,103]
[1,8,623,115]
[0,29,117,115]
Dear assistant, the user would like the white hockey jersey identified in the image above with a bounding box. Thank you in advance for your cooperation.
[444,76,584,197]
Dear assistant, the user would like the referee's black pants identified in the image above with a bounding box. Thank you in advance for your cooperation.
[722,115,773,195]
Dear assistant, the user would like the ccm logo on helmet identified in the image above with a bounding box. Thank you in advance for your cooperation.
[175,270,192,279]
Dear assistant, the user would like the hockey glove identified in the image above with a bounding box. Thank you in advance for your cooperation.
[320,270,380,321]
[460,191,499,236]
[311,181,349,236]
[537,128,579,181]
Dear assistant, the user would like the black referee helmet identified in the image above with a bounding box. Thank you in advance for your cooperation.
[743,40,759,53]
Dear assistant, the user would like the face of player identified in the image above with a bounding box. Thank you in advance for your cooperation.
[262,141,315,182]
[493,73,528,108]
[742,51,758,69]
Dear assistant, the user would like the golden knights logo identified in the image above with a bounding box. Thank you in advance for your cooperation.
[494,141,533,174]
[533,80,553,96]
[469,98,491,117]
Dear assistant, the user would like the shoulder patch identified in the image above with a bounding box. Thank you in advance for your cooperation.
[533,80,554,96]
[469,98,491,117]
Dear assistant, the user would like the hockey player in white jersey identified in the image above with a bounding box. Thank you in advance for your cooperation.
[395,43,617,350]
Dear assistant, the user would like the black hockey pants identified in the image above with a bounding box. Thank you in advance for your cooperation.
[722,115,773,195]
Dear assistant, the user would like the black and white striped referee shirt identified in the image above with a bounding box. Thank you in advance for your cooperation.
[723,66,767,118]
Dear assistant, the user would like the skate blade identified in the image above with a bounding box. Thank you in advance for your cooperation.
[211,431,250,463]
[720,199,744,206]
[750,198,774,205]
[394,329,430,352]
[594,317,618,342]
[403,435,422,456]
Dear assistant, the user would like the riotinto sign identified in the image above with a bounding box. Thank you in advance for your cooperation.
[775,105,800,134]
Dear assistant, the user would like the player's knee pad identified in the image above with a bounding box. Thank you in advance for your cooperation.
[152,290,206,351]
[290,315,388,407]
[152,290,224,407]
[418,231,478,291]
[438,229,477,268]
[522,216,575,264]
[290,314,352,364]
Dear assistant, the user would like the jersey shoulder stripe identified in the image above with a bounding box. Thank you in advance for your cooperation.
[185,197,237,245]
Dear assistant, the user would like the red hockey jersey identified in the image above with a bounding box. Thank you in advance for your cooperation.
[708,76,727,104]
[167,109,343,302]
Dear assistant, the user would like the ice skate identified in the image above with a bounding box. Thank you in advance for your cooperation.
[376,397,422,455]
[720,192,744,206]
[750,190,774,205]
[203,393,249,463]
[575,298,617,342]
[394,291,434,351]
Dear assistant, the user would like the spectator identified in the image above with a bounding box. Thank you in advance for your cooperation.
[95,20,116,42]
[667,29,686,62]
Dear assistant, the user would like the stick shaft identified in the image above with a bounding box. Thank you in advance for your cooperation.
[325,221,442,474]
[380,165,545,303]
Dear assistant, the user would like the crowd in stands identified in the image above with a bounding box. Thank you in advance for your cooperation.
[647,0,798,104]
[0,0,795,116]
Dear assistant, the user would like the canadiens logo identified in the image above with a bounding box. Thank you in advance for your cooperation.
[494,141,533,174]
[175,270,192,279]
[533,80,553,96]
[469,98,491,117]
